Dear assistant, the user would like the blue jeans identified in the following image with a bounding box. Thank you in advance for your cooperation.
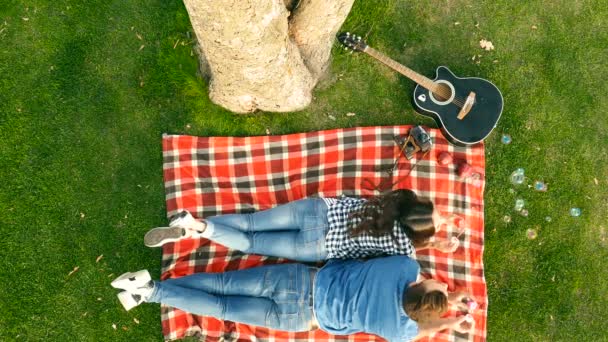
[147,263,315,332]
[203,198,329,262]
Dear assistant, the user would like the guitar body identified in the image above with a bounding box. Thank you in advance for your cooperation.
[413,66,503,146]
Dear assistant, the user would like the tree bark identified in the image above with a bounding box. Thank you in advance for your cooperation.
[289,0,355,81]
[182,0,354,113]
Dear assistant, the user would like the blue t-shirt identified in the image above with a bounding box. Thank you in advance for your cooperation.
[313,256,420,342]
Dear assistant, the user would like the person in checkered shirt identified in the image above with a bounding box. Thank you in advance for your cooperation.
[111,256,476,341]
[144,189,460,262]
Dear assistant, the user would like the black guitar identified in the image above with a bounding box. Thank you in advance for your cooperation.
[338,32,503,146]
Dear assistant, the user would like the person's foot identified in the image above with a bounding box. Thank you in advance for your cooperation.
[111,270,152,293]
[169,210,206,232]
[143,210,206,247]
[117,291,145,311]
[112,270,154,311]
[144,226,189,247]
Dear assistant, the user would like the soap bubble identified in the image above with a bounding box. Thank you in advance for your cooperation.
[514,198,525,211]
[533,180,547,192]
[510,168,525,185]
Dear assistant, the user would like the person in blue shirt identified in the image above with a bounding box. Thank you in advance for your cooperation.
[143,189,461,261]
[111,256,475,341]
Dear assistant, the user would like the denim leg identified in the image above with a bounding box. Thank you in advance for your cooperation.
[203,198,329,261]
[206,198,320,232]
[149,282,279,328]
[148,263,313,331]
[156,264,275,296]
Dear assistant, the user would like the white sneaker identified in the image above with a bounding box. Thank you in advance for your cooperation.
[169,210,206,232]
[111,270,152,293]
[143,211,206,247]
[144,226,189,247]
[117,291,144,311]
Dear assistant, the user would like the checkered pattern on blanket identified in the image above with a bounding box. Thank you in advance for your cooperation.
[161,126,487,342]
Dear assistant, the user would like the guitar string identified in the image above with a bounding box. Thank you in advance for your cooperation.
[428,85,466,107]
[431,81,468,104]
[429,86,466,107]
[344,40,470,109]
[368,47,468,107]
[371,48,469,106]
[428,81,467,106]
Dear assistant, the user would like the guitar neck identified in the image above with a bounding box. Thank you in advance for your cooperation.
[364,47,437,92]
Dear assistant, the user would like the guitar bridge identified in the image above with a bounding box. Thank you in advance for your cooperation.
[457,91,476,120]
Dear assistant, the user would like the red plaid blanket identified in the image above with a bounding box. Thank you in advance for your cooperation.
[161,126,487,341]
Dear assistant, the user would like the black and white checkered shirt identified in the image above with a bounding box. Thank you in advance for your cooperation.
[324,196,415,259]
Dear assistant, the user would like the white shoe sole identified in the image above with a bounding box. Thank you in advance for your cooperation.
[111,270,152,292]
[117,291,141,311]
[143,227,185,247]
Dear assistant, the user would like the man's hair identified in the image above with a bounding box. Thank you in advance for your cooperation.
[403,283,448,323]
[349,189,436,244]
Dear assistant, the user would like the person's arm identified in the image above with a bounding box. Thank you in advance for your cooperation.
[413,237,460,253]
[412,315,474,340]
[414,317,461,339]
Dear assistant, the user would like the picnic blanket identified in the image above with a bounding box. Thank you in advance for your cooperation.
[161,126,487,341]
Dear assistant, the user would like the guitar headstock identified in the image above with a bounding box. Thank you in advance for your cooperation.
[337,32,368,52]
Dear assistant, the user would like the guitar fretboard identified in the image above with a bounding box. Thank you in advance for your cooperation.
[364,47,438,92]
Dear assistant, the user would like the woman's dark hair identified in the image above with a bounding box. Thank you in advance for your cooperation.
[403,283,448,323]
[349,189,436,245]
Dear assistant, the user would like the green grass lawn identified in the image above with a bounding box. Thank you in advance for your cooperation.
[1,0,607,341]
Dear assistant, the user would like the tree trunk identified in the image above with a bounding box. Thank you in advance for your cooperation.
[182,0,354,113]
[289,0,355,81]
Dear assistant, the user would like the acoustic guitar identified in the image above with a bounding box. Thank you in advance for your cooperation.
[338,32,503,146]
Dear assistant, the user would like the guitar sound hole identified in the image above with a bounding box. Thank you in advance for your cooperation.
[432,84,453,101]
